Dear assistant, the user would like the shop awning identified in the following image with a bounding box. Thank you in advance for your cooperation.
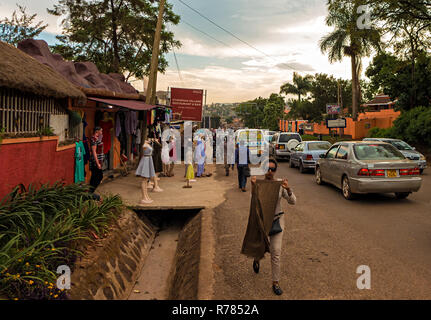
[88,97,156,111]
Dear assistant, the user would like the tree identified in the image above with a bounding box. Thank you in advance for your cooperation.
[310,73,353,119]
[235,97,267,128]
[366,52,431,110]
[48,0,181,80]
[0,5,47,46]
[320,0,382,120]
[280,72,313,101]
[263,94,286,130]
[368,0,431,110]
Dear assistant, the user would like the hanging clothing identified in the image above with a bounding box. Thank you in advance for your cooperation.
[129,111,137,135]
[99,120,113,153]
[125,111,132,135]
[135,128,141,145]
[82,116,90,165]
[116,113,122,137]
[152,140,163,173]
[75,141,86,183]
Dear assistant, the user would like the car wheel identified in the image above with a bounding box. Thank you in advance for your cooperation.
[342,176,354,200]
[315,166,323,185]
[395,192,410,199]
[299,161,306,173]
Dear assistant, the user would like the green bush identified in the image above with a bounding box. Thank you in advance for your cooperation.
[391,107,431,147]
[367,127,395,138]
[0,183,123,300]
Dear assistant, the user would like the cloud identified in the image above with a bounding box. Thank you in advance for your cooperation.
[276,62,315,72]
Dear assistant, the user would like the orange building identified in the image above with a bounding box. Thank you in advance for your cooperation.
[280,94,401,140]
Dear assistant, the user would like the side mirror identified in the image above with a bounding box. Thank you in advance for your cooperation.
[319,154,325,159]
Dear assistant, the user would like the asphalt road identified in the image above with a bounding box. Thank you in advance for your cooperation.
[212,162,431,300]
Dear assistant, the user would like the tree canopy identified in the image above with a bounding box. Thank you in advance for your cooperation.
[48,0,181,80]
[0,5,47,46]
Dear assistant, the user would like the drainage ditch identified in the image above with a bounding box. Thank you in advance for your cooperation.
[129,208,204,300]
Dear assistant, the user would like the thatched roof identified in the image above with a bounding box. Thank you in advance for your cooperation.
[18,39,139,99]
[0,41,86,100]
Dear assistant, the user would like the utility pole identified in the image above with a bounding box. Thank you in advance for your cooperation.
[142,0,166,149]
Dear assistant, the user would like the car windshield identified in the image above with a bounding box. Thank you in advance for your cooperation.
[354,144,405,160]
[279,134,301,143]
[308,142,331,151]
[389,140,414,151]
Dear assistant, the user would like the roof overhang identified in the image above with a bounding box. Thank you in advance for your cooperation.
[88,97,155,111]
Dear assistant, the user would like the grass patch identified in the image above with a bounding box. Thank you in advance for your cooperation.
[0,183,123,300]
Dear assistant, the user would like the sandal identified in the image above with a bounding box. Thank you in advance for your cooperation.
[152,188,163,193]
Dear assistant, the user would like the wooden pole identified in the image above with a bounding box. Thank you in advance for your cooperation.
[141,0,166,155]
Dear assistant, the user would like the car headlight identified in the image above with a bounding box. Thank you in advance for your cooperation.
[420,154,426,161]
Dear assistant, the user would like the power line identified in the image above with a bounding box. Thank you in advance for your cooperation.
[172,46,183,82]
[176,0,276,61]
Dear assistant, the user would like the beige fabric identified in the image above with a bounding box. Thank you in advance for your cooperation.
[241,180,282,260]
[270,189,296,282]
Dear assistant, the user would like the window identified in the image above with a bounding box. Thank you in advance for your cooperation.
[336,145,349,160]
[354,144,405,160]
[279,133,301,143]
[307,142,331,151]
[389,140,414,151]
[326,146,339,159]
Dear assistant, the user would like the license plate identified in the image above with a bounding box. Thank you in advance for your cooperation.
[279,145,285,150]
[387,169,397,178]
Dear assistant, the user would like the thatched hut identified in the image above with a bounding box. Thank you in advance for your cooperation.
[0,41,86,139]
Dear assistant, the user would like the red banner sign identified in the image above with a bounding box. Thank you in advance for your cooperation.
[170,88,204,121]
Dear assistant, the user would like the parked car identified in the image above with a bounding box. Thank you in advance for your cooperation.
[315,141,422,200]
[270,132,302,160]
[363,138,427,173]
[289,141,332,173]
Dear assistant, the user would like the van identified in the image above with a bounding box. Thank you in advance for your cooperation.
[270,132,302,160]
[235,129,267,157]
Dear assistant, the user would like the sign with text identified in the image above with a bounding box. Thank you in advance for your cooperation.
[170,88,204,122]
[326,118,347,128]
[326,104,341,115]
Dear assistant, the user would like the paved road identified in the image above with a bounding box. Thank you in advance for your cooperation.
[212,163,431,300]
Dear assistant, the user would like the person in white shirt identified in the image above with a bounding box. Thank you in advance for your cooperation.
[250,158,296,296]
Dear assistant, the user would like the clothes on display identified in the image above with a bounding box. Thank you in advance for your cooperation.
[151,140,163,173]
[136,143,156,178]
[99,119,114,153]
[75,141,86,183]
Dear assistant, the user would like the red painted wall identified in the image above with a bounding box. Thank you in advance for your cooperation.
[0,139,75,200]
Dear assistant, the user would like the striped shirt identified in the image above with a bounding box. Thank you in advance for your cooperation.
[90,135,104,168]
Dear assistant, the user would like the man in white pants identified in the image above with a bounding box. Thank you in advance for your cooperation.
[251,158,296,295]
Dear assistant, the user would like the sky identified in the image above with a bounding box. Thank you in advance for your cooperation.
[0,0,372,103]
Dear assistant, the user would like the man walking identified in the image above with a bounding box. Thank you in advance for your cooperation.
[90,126,104,193]
[250,159,296,295]
[235,140,250,192]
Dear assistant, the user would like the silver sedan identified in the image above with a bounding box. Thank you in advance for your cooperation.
[315,141,423,200]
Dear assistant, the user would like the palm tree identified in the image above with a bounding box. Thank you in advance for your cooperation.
[320,0,381,119]
[280,72,314,101]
